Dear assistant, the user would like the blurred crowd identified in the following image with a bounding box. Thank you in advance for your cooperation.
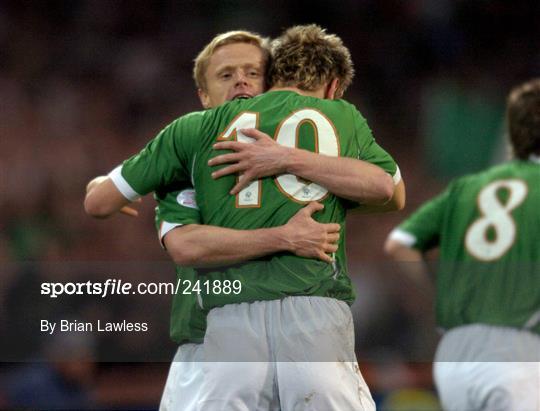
[1,0,539,409]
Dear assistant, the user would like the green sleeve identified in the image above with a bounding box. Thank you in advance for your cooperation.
[353,107,398,178]
[341,106,400,210]
[154,189,202,231]
[397,188,450,251]
[118,114,202,197]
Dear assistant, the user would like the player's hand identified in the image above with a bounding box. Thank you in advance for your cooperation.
[209,128,291,194]
[119,198,142,217]
[281,202,340,263]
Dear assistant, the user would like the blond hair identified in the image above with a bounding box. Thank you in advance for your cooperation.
[268,24,354,98]
[193,30,270,91]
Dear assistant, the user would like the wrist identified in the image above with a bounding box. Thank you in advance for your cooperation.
[270,225,294,253]
[281,146,299,174]
[285,147,312,175]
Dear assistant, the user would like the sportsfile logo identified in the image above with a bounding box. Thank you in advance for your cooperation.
[41,279,171,298]
[41,278,242,298]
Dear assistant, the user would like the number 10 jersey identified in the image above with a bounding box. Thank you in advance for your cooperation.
[114,90,400,310]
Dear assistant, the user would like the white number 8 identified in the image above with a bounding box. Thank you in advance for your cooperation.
[465,179,528,261]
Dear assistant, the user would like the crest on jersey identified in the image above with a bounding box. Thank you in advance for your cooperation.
[176,189,198,210]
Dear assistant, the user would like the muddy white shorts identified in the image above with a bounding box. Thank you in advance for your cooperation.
[197,296,375,411]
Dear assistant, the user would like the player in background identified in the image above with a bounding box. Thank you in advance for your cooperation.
[384,79,540,411]
[86,24,405,410]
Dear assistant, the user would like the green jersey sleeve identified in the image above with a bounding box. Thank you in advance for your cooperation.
[155,188,202,244]
[393,187,450,251]
[352,107,399,182]
[110,114,202,200]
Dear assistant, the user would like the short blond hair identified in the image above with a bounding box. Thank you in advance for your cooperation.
[193,30,270,91]
[268,24,354,98]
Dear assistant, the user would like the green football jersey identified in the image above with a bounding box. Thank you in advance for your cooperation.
[166,266,206,344]
[154,188,206,344]
[112,90,399,311]
[395,159,540,334]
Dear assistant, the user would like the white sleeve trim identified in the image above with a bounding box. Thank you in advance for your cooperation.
[392,165,402,185]
[159,221,184,249]
[388,228,417,248]
[108,166,141,202]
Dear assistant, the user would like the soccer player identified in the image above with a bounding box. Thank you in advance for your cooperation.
[155,29,355,411]
[86,24,405,410]
[89,30,345,411]
[384,79,540,411]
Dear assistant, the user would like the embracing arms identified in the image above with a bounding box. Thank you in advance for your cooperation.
[84,176,340,266]
[209,128,405,211]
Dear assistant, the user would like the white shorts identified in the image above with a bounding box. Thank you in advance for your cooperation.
[161,296,374,411]
[433,324,540,411]
[160,343,204,411]
[198,296,374,411]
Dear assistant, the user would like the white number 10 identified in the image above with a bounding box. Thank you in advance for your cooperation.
[218,109,340,207]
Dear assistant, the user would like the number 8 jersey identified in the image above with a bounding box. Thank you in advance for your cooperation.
[391,158,540,335]
[112,90,400,310]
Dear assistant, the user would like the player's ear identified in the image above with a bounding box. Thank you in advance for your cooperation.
[198,88,211,109]
[325,78,340,100]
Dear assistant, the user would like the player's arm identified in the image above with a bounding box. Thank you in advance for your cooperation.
[84,117,195,219]
[383,190,448,294]
[383,225,433,302]
[165,214,339,267]
[281,148,405,212]
[384,188,449,257]
[157,191,340,267]
[84,175,137,218]
[384,236,423,261]
[353,179,405,214]
[349,112,405,212]
[210,128,395,205]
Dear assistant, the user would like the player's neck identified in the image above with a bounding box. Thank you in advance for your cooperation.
[269,85,326,99]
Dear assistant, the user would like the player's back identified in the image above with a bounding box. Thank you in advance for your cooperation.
[435,159,540,332]
[117,90,398,311]
[192,90,369,229]
[182,90,397,310]
[440,159,540,262]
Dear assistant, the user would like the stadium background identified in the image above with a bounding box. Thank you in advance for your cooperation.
[0,0,538,409]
